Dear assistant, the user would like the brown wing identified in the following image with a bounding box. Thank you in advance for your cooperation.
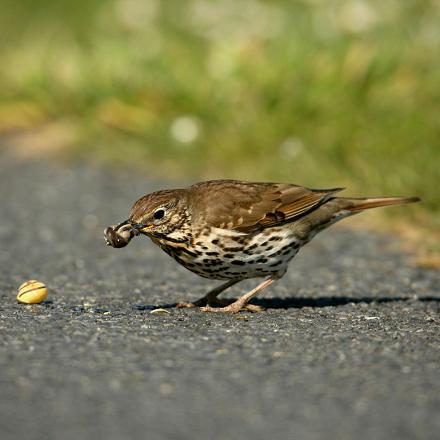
[188,180,344,233]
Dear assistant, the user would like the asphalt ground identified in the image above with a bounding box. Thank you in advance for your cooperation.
[0,152,439,440]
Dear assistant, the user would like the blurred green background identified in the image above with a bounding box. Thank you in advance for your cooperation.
[1,0,439,242]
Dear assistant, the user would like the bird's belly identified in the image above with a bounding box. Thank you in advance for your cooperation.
[158,227,303,280]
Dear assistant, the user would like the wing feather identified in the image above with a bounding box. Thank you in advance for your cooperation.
[189,180,344,232]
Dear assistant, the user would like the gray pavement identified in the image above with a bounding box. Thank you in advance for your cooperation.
[0,152,439,440]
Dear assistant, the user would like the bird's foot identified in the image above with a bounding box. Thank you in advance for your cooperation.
[201,302,264,314]
[176,297,212,308]
[176,296,225,309]
[177,298,263,313]
[177,291,236,308]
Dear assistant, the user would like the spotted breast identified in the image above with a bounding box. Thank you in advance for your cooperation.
[152,225,303,280]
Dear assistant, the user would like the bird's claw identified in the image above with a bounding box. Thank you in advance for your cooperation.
[201,303,264,314]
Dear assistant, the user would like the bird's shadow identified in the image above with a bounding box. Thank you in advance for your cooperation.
[249,295,440,309]
[134,295,440,311]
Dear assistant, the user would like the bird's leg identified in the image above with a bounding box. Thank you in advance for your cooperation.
[201,276,278,314]
[176,279,241,308]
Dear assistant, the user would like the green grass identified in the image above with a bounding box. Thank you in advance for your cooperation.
[1,0,439,237]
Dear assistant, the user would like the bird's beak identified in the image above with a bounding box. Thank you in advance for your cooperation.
[133,223,155,233]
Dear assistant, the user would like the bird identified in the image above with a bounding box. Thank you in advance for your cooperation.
[104,180,420,313]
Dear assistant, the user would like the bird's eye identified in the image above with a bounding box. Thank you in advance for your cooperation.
[153,208,166,220]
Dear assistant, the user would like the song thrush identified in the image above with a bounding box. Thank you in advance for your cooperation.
[104,180,419,313]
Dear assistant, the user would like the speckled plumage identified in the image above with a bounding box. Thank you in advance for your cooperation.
[156,226,302,281]
[105,179,419,313]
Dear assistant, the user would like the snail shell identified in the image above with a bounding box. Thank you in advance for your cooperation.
[17,280,48,304]
[104,226,132,248]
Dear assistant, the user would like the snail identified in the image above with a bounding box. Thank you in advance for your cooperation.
[104,220,138,248]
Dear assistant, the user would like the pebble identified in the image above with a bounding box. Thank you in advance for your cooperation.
[150,308,171,315]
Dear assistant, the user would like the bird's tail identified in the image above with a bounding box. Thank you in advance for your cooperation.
[339,196,421,213]
[294,194,420,241]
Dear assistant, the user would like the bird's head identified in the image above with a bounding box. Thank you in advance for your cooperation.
[129,189,186,235]
[104,189,187,248]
